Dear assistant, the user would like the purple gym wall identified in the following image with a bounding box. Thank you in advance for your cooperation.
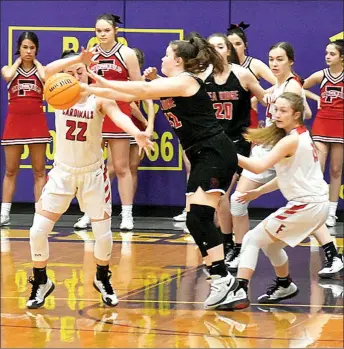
[1,0,343,209]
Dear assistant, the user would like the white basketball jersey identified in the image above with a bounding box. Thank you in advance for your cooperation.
[54,95,104,168]
[275,127,329,202]
[266,77,306,126]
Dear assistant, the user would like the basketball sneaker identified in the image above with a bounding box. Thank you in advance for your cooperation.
[73,214,91,229]
[204,272,237,310]
[93,270,118,307]
[120,212,134,230]
[0,215,10,227]
[217,283,250,310]
[173,209,187,222]
[318,255,344,279]
[258,279,298,304]
[26,277,55,309]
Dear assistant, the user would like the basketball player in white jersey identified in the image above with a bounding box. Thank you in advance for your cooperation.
[227,42,312,271]
[26,49,153,309]
[215,92,342,310]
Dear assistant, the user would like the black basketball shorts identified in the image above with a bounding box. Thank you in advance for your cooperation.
[185,132,238,195]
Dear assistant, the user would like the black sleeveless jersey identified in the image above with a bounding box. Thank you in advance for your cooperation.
[160,73,223,150]
[205,64,251,139]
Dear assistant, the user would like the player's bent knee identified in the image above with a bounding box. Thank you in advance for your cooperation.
[29,214,55,261]
[92,218,113,261]
[230,191,249,216]
[262,245,288,267]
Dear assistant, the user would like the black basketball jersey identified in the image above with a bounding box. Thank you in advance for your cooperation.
[160,73,223,150]
[205,64,251,138]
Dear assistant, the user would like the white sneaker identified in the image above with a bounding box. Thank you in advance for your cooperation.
[0,215,10,227]
[93,271,118,307]
[204,272,236,310]
[225,253,240,272]
[26,278,55,309]
[120,213,134,230]
[217,284,250,310]
[318,255,344,279]
[173,209,187,222]
[73,214,91,229]
[258,280,298,304]
[325,215,337,227]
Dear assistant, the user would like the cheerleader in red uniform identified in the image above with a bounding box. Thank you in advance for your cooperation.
[74,14,142,231]
[304,40,344,227]
[1,32,51,226]
[227,22,276,128]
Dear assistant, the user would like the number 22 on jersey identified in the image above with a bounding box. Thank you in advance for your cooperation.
[66,120,87,142]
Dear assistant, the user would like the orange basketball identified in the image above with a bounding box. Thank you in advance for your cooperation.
[44,73,81,110]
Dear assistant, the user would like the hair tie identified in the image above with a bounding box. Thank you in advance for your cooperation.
[112,14,122,24]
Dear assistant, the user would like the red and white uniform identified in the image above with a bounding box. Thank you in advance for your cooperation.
[41,95,111,219]
[90,43,132,139]
[241,56,259,128]
[242,77,304,184]
[1,66,51,145]
[264,127,329,247]
[312,68,344,143]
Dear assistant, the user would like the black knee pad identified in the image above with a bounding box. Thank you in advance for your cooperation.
[186,208,208,257]
[187,204,223,252]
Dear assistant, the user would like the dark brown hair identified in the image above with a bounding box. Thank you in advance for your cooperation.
[170,34,224,74]
[207,32,240,64]
[15,31,39,55]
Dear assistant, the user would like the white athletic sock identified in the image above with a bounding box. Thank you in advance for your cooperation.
[35,202,39,212]
[329,202,338,217]
[1,203,11,217]
[121,205,133,216]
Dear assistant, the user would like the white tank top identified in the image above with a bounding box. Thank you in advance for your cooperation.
[54,95,104,168]
[265,77,306,126]
[275,127,329,202]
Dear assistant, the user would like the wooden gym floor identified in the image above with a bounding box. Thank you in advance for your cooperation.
[1,214,343,348]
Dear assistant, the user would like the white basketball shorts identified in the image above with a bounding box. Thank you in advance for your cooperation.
[264,200,330,247]
[41,162,112,220]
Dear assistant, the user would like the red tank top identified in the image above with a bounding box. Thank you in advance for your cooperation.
[317,68,344,119]
[7,66,43,102]
[90,42,129,82]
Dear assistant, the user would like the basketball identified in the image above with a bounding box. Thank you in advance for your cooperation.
[44,73,81,110]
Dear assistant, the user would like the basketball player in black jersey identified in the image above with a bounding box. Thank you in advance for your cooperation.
[206,33,266,263]
[83,35,239,310]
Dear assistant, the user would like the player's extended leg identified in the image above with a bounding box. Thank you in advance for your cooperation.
[185,188,236,310]
[228,176,263,271]
[91,214,118,307]
[221,222,297,310]
[26,201,60,309]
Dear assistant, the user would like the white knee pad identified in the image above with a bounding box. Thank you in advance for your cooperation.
[30,214,55,262]
[237,230,261,270]
[92,218,113,261]
[230,191,249,216]
[262,244,288,267]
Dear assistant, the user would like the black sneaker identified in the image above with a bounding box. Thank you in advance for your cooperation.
[258,279,299,304]
[26,277,55,309]
[93,270,118,307]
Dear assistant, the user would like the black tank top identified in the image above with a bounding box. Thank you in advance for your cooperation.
[160,73,223,150]
[205,64,251,138]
